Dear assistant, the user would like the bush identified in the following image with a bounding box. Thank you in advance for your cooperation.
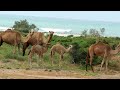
[69,42,87,65]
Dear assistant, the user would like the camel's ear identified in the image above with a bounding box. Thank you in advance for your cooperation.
[49,31,54,33]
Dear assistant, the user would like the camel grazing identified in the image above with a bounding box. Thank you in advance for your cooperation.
[0,29,34,54]
[23,31,54,56]
[28,43,50,68]
[50,42,73,66]
[86,41,120,72]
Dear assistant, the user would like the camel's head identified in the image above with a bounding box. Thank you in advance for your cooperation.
[49,31,54,35]
[7,29,12,31]
[67,45,73,53]
[69,45,73,48]
[28,30,34,37]
[69,45,73,50]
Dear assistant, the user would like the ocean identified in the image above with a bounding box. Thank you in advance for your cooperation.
[0,14,120,37]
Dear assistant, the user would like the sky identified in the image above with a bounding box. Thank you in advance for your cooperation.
[0,11,120,22]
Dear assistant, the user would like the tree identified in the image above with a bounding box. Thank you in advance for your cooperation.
[100,28,105,36]
[89,29,96,36]
[81,30,87,37]
[12,19,38,33]
[89,29,100,37]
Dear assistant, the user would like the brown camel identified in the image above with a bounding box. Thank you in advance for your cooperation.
[86,41,120,72]
[0,29,34,54]
[23,31,54,56]
[50,42,73,66]
[28,43,50,68]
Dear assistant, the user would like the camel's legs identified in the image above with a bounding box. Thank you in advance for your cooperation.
[18,43,20,54]
[23,42,29,56]
[100,51,107,71]
[86,57,89,72]
[50,51,54,66]
[89,52,94,72]
[28,51,34,69]
[28,54,32,69]
[105,57,111,71]
[59,54,63,67]
[100,59,105,71]
[100,57,106,71]
[40,54,44,68]
[105,58,109,72]
[36,54,40,67]
[13,44,17,54]
[90,56,94,72]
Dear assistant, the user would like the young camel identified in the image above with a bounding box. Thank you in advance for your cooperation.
[50,42,73,66]
[86,41,120,72]
[23,31,54,56]
[28,43,50,68]
[0,29,34,54]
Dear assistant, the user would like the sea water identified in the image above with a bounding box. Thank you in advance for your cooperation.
[0,14,120,37]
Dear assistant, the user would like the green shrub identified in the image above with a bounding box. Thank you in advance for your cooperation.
[69,42,87,65]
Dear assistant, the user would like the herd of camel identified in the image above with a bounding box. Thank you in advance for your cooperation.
[0,29,120,72]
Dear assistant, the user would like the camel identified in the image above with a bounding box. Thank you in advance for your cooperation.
[50,42,73,66]
[28,43,50,68]
[22,31,54,56]
[0,29,34,54]
[86,41,120,72]
[27,31,54,68]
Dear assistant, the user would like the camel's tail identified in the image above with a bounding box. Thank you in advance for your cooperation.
[86,50,90,71]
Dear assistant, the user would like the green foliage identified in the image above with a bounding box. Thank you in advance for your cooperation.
[5,53,26,61]
[12,19,38,33]
[69,43,87,65]
[67,35,73,38]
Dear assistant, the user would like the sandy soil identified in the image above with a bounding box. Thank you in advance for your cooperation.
[0,69,89,79]
[0,68,120,79]
[0,56,120,79]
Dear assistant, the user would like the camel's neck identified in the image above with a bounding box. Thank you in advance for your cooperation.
[110,49,120,55]
[21,34,31,43]
[46,34,53,43]
[21,35,27,43]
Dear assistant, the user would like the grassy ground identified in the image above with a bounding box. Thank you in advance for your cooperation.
[0,43,120,78]
[0,43,80,70]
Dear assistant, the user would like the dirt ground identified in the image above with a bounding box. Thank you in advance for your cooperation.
[0,69,88,79]
[0,56,120,79]
[0,68,120,79]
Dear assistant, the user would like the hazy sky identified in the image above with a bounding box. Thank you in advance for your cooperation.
[0,11,120,22]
